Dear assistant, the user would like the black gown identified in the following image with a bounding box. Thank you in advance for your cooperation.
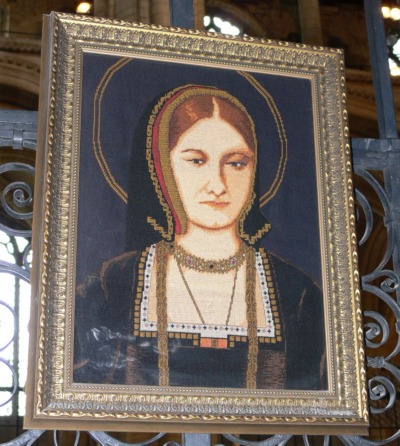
[73,246,326,390]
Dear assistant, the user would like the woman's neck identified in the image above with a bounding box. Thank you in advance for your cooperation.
[174,223,242,260]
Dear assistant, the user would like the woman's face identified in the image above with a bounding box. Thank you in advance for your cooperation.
[170,114,255,231]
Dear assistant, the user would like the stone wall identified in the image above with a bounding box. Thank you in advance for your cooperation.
[320,2,369,69]
[7,0,76,36]
[2,0,371,72]
[223,0,369,69]
[228,0,301,41]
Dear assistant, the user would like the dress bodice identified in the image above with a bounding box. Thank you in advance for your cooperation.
[73,245,326,390]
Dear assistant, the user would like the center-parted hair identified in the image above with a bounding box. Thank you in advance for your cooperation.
[169,96,256,153]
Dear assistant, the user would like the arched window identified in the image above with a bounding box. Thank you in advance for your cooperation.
[205,0,266,37]
[0,232,31,419]
[382,5,400,76]
[204,14,241,35]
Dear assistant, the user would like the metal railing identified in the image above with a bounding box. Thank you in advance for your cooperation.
[1,0,399,445]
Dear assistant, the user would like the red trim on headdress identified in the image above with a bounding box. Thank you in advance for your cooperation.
[151,85,211,235]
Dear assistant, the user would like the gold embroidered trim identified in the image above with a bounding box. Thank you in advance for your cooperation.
[259,248,282,342]
[172,241,247,273]
[146,92,176,239]
[134,244,282,386]
[156,241,169,386]
[239,214,272,245]
[147,86,198,236]
[135,245,282,345]
[134,247,151,337]
[147,216,173,241]
[245,246,258,388]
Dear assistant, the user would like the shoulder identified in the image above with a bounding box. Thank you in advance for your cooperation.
[258,248,323,324]
[260,248,321,293]
[99,250,143,287]
[76,248,147,302]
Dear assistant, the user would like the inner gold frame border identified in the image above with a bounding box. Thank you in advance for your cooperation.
[25,12,368,435]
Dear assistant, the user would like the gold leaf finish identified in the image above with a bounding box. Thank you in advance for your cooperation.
[25,12,368,434]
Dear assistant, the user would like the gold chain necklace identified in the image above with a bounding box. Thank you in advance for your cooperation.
[170,242,246,273]
[175,258,239,326]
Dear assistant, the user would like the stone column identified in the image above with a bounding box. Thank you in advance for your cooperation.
[115,0,138,21]
[298,0,323,45]
[93,0,108,17]
[138,0,151,23]
[194,0,205,30]
[150,0,170,26]
[0,0,10,35]
[94,0,201,27]
[94,0,139,21]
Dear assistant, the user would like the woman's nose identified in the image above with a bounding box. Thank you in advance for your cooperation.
[205,164,226,196]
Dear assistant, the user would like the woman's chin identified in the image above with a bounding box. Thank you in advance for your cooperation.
[191,218,236,231]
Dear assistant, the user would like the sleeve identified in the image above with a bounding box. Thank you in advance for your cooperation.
[285,277,326,390]
[73,251,142,384]
[268,252,326,390]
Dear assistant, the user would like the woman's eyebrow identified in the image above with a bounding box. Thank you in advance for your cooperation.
[180,148,205,154]
[224,150,254,158]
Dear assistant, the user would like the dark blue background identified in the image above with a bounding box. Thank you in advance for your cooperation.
[76,54,321,285]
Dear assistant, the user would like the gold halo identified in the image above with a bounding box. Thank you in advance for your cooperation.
[92,60,288,208]
[92,57,131,204]
[237,71,288,207]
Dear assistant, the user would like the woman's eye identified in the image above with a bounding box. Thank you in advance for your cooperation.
[225,153,251,169]
[188,158,205,165]
[227,160,248,169]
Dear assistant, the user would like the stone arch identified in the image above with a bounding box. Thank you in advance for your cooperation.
[0,39,40,108]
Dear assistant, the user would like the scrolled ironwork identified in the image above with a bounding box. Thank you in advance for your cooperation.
[353,168,400,441]
[380,273,400,293]
[346,159,400,445]
[0,161,34,237]
[0,300,16,351]
[367,376,396,413]
[339,433,400,446]
[3,181,33,216]
[353,168,390,216]
[1,1,400,446]
[53,431,80,446]
[0,431,45,446]
[354,188,374,246]
[353,167,394,283]
[363,283,400,332]
[0,258,31,282]
[22,242,32,272]
[222,434,291,446]
[364,310,389,348]
[0,357,18,407]
[303,436,330,446]
[89,432,167,446]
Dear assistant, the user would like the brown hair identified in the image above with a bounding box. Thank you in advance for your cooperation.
[169,95,256,152]
[147,86,258,237]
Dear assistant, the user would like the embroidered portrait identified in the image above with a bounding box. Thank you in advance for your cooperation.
[73,56,326,390]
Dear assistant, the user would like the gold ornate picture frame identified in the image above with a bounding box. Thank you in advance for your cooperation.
[25,12,368,434]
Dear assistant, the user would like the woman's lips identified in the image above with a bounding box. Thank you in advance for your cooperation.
[201,201,230,208]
